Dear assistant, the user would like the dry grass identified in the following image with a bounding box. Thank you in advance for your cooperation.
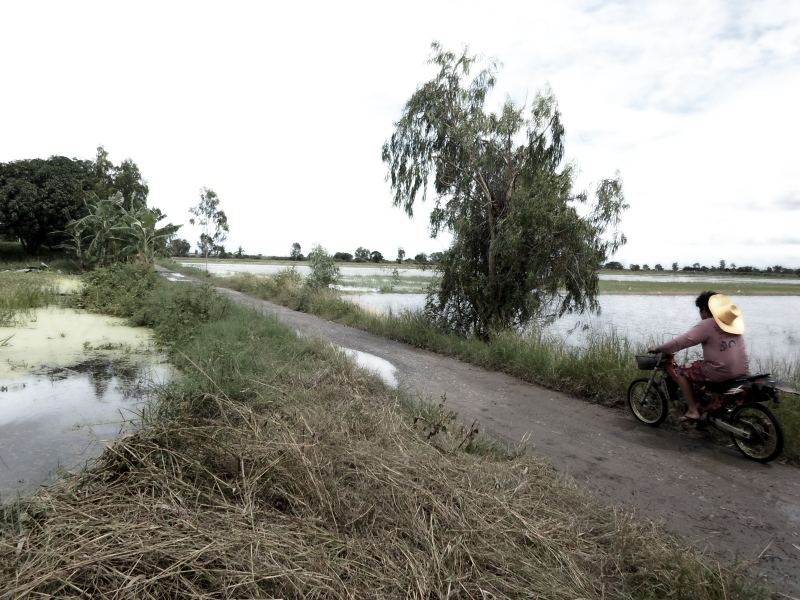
[0,386,765,599]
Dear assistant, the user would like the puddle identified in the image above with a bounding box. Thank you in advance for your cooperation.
[339,347,398,387]
[0,357,170,500]
[164,272,190,282]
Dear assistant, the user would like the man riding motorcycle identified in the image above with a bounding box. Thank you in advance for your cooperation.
[649,291,749,422]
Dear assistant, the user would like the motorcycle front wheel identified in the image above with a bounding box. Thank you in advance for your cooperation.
[729,403,784,463]
[627,378,668,426]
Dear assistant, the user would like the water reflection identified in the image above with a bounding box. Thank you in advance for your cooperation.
[0,357,170,501]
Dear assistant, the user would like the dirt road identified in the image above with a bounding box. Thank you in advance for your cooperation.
[191,278,800,597]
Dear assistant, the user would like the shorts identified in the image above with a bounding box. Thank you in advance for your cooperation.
[674,360,708,383]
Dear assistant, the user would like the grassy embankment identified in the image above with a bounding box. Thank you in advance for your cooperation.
[170,265,800,463]
[0,264,768,598]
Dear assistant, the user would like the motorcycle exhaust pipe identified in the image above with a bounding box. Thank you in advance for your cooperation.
[708,417,751,440]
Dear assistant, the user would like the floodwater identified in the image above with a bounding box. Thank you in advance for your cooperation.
[180,261,800,286]
[0,308,168,500]
[344,293,800,364]
[0,359,169,499]
[180,261,437,279]
[177,261,799,363]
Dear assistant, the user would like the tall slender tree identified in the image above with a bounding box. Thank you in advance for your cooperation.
[189,188,229,271]
[383,44,627,338]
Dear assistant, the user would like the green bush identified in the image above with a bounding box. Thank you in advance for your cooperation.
[135,282,229,344]
[306,244,340,288]
[76,263,158,317]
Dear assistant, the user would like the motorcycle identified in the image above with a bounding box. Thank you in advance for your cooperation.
[627,352,790,462]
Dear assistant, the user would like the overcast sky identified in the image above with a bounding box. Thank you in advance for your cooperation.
[1,0,799,267]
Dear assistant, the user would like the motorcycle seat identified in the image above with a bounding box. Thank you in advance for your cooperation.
[703,373,771,393]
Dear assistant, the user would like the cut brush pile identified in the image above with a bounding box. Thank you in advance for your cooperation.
[0,265,767,599]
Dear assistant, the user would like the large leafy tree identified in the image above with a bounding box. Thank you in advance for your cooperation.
[383,44,627,338]
[168,238,191,257]
[91,146,148,210]
[0,157,95,252]
[290,242,302,261]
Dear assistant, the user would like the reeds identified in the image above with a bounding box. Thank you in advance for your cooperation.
[0,273,61,325]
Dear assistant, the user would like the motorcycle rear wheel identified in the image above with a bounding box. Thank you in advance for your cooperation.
[729,403,784,463]
[627,378,668,426]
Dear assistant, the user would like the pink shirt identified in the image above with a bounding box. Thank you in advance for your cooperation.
[659,317,749,382]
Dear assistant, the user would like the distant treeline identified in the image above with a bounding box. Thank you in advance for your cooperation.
[175,242,444,265]
[603,261,800,276]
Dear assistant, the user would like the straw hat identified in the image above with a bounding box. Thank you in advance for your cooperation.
[708,294,744,335]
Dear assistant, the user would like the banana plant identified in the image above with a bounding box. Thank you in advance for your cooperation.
[64,193,180,266]
[117,205,180,263]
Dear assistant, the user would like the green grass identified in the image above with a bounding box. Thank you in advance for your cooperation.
[0,265,768,599]
[0,272,63,325]
[337,273,435,293]
[756,357,800,461]
[599,278,800,295]
[223,272,642,404]
[73,263,160,318]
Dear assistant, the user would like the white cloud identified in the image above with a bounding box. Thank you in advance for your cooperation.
[0,0,798,266]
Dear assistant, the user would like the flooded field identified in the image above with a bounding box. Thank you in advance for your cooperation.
[180,261,800,286]
[178,261,799,364]
[344,293,800,364]
[180,261,435,280]
[0,307,168,501]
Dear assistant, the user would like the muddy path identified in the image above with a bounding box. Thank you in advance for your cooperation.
[166,272,800,597]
